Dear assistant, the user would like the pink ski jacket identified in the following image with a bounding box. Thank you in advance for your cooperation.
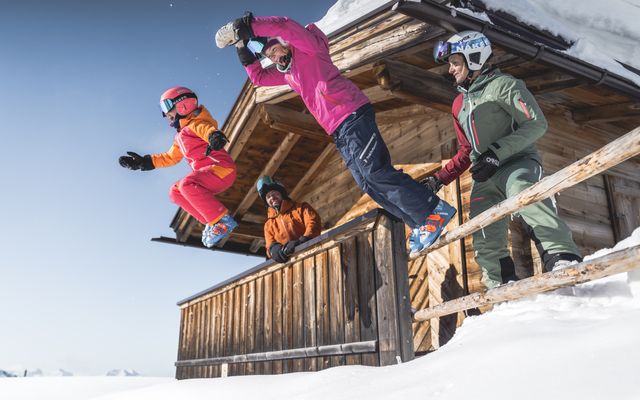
[151,105,236,173]
[246,16,370,135]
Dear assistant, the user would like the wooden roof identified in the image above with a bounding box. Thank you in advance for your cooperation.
[154,3,640,256]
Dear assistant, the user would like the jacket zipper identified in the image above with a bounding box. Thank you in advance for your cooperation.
[465,96,480,153]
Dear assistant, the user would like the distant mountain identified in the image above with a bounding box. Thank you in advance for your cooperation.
[1,367,140,377]
[0,369,18,378]
[106,369,140,377]
[24,368,73,377]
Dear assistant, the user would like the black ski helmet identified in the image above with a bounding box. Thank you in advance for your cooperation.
[256,176,288,205]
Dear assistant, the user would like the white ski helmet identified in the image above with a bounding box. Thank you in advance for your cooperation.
[433,30,492,71]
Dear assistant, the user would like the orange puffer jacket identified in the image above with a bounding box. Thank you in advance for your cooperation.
[150,105,235,173]
[264,199,321,258]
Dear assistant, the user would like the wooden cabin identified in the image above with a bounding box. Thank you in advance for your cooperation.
[156,0,640,379]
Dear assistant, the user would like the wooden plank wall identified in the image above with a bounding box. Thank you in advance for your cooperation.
[175,213,413,379]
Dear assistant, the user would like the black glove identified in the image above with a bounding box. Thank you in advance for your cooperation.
[470,149,500,182]
[236,42,257,66]
[282,240,297,256]
[297,235,310,244]
[118,151,154,171]
[234,12,254,42]
[283,235,313,256]
[205,131,228,156]
[420,175,443,193]
[269,243,290,263]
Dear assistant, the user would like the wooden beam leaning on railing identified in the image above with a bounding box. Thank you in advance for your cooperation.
[413,245,640,321]
[175,340,377,367]
[410,125,640,260]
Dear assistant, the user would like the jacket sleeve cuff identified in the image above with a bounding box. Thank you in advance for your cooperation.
[488,142,506,162]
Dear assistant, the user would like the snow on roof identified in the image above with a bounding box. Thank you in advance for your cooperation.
[315,0,394,36]
[472,0,640,86]
[316,0,640,87]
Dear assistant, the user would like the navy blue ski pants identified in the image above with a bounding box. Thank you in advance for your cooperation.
[332,104,439,228]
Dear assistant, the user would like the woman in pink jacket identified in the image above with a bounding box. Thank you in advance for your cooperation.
[119,86,238,248]
[216,14,456,252]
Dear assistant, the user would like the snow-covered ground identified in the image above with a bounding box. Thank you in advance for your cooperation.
[2,228,638,399]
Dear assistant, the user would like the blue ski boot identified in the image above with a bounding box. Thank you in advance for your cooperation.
[408,227,424,254]
[412,199,457,252]
[202,214,238,248]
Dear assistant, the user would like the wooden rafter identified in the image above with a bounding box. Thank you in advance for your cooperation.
[375,59,457,113]
[362,85,396,104]
[233,132,301,221]
[261,104,330,142]
[289,143,335,200]
[229,105,265,159]
[375,104,434,125]
[572,102,640,124]
[249,238,265,254]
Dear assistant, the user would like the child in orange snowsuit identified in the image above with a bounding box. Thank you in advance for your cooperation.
[119,86,238,248]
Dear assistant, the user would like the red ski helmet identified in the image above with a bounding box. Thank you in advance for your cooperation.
[159,86,198,117]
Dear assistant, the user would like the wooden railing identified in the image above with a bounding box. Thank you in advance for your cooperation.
[410,125,640,319]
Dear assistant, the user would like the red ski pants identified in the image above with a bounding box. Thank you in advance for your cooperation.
[169,165,236,225]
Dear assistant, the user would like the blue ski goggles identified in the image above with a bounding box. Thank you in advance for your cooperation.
[159,92,197,115]
[433,41,456,63]
[246,39,265,54]
[433,36,490,63]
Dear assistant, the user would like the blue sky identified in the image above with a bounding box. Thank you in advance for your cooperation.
[0,0,336,377]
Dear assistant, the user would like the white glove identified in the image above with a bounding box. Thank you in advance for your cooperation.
[215,22,239,48]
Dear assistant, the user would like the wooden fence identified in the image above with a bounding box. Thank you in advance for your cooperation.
[175,209,414,379]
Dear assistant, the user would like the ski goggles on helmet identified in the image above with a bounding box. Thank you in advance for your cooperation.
[433,41,456,63]
[159,92,197,115]
[433,36,490,63]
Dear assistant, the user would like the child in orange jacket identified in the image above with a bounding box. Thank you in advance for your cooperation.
[119,86,237,248]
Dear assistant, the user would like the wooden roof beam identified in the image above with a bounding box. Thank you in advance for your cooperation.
[375,59,457,113]
[572,102,640,124]
[229,104,265,159]
[362,84,396,104]
[289,143,335,200]
[232,132,300,221]
[261,104,331,142]
[249,238,265,254]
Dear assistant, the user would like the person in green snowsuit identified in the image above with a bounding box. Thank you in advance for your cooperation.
[423,31,582,289]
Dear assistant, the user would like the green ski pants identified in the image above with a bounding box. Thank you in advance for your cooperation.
[469,157,580,288]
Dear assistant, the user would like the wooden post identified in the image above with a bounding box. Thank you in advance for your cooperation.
[373,213,415,365]
[413,245,640,321]
[411,125,640,259]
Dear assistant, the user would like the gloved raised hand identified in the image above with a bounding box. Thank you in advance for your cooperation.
[470,149,500,182]
[269,243,290,263]
[420,175,443,194]
[215,12,254,48]
[118,151,154,171]
[205,131,228,156]
[236,42,257,66]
